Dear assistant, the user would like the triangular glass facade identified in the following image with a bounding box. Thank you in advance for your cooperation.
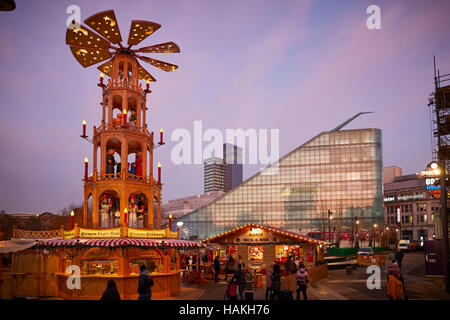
[178,129,383,240]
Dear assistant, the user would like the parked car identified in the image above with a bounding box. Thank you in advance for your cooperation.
[397,240,410,252]
[357,247,374,256]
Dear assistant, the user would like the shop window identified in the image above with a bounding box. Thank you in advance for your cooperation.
[275,245,303,263]
[81,259,118,275]
[130,258,162,274]
[248,246,264,261]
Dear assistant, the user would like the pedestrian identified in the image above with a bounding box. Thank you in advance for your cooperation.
[387,262,406,300]
[394,250,404,269]
[225,254,235,282]
[214,255,221,282]
[237,255,245,269]
[270,263,281,300]
[265,262,274,300]
[231,263,246,300]
[137,264,154,300]
[201,251,209,276]
[296,263,309,300]
[225,278,238,300]
[187,255,192,271]
[285,255,295,274]
[389,251,396,264]
[100,280,121,300]
[294,257,300,271]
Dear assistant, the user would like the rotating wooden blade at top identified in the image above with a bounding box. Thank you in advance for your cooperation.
[69,46,112,68]
[136,61,157,82]
[97,60,113,77]
[66,24,111,49]
[136,41,180,53]
[127,20,161,46]
[138,56,178,72]
[84,10,122,44]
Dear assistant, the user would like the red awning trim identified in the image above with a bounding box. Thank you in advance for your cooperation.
[36,238,200,248]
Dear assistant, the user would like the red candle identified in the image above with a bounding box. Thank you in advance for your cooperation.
[99,72,104,85]
[82,120,86,137]
[70,210,74,229]
[124,208,128,224]
[158,162,161,184]
[84,157,88,180]
[159,128,163,144]
[146,79,149,91]
[123,109,127,127]
[169,214,172,230]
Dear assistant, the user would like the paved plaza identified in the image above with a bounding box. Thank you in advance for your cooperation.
[173,252,450,300]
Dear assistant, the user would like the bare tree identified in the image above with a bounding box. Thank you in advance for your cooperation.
[57,202,81,216]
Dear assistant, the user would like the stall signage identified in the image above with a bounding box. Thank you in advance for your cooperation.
[64,230,76,239]
[128,228,166,238]
[242,230,270,243]
[79,228,121,238]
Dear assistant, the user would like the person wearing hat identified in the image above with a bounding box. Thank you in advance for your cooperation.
[387,262,406,300]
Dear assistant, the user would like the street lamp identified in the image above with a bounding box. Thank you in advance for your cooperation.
[354,216,360,248]
[373,224,378,247]
[328,210,333,245]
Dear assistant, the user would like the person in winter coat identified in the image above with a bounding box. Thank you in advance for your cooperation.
[387,262,405,300]
[225,254,235,281]
[231,263,246,300]
[296,263,309,300]
[137,264,154,300]
[214,255,221,282]
[394,250,404,269]
[225,277,238,300]
[237,255,245,269]
[100,280,121,300]
[270,263,281,300]
[265,262,274,300]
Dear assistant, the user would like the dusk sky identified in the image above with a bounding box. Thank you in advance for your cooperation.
[1,0,450,214]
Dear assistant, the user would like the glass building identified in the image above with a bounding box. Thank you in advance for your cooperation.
[180,128,383,240]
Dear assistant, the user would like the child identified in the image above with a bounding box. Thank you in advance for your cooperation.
[296,263,309,300]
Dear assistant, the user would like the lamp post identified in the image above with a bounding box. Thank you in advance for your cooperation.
[385,227,390,248]
[328,210,333,245]
[373,224,378,248]
[355,217,360,249]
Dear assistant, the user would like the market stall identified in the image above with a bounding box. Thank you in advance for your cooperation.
[1,227,201,300]
[202,224,329,289]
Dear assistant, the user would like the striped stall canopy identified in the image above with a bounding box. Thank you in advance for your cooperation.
[36,238,200,248]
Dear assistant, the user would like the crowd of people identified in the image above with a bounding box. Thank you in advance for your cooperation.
[222,254,310,301]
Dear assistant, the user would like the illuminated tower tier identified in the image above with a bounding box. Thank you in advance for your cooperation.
[83,53,162,229]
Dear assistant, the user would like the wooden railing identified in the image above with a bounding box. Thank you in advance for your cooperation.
[12,224,179,239]
[93,173,156,185]
[94,123,152,139]
[13,226,63,239]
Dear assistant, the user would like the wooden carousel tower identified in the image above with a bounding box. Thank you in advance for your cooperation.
[65,10,180,229]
